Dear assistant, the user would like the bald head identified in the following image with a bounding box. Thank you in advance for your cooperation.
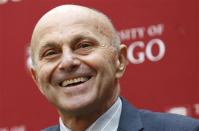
[29,4,120,67]
[28,5,128,122]
[32,5,114,33]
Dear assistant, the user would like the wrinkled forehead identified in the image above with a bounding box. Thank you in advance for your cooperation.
[31,5,114,47]
[34,23,108,51]
[30,5,117,63]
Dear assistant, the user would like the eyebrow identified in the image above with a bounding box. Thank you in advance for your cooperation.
[70,34,99,44]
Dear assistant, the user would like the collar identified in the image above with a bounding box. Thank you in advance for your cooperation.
[60,97,122,131]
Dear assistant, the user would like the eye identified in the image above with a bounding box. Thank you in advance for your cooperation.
[43,49,58,57]
[78,42,92,49]
[73,39,98,55]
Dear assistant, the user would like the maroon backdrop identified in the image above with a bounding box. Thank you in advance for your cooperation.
[0,0,198,130]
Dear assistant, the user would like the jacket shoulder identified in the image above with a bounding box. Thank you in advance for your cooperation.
[41,125,59,131]
[119,97,199,131]
[139,109,199,131]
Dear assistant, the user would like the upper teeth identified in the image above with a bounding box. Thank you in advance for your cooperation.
[61,77,89,87]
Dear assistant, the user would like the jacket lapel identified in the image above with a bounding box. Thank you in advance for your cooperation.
[118,97,143,131]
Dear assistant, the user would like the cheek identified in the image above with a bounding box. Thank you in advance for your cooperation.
[37,61,59,86]
[101,50,118,72]
[101,46,118,64]
[85,50,118,83]
[87,48,117,68]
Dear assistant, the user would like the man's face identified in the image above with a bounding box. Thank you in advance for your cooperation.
[31,15,126,114]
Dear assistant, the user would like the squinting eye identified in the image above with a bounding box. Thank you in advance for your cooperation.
[78,42,92,49]
[74,40,96,55]
[43,49,58,57]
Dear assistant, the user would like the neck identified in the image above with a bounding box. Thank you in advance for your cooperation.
[59,96,119,131]
[61,111,103,131]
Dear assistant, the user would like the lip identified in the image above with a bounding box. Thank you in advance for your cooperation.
[52,71,93,85]
[59,76,92,87]
[59,75,93,93]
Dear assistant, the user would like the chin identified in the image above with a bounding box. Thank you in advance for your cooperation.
[58,95,98,115]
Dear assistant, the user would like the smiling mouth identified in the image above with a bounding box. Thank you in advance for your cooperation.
[60,76,91,87]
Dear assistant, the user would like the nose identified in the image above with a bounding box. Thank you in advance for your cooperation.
[58,50,81,72]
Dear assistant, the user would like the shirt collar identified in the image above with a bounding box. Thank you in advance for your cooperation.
[60,97,122,131]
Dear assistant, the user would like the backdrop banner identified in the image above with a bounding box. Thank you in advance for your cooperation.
[0,0,198,130]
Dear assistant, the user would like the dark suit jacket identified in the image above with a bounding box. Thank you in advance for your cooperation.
[42,98,199,131]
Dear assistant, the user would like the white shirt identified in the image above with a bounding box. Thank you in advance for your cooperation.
[60,98,122,131]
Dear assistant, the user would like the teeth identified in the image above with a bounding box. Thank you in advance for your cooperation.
[61,77,89,87]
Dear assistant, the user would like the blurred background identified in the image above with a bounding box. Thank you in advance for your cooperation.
[0,0,198,130]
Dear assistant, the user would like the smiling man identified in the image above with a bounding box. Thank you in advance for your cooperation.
[29,4,199,131]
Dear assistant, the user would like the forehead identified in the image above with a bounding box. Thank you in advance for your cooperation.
[36,20,109,46]
[30,6,115,60]
[31,21,113,62]
[32,6,112,39]
[38,24,101,47]
[32,18,112,48]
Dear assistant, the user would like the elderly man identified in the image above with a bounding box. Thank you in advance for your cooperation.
[29,4,199,131]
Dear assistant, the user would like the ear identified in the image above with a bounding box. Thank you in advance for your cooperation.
[30,67,45,95]
[116,44,128,78]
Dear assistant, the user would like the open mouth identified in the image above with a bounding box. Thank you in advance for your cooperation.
[59,76,91,87]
